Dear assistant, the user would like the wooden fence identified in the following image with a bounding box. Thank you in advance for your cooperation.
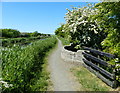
[82,46,118,88]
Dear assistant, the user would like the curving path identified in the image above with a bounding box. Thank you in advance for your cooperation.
[48,38,81,91]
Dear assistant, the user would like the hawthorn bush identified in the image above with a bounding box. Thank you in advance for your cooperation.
[59,1,120,82]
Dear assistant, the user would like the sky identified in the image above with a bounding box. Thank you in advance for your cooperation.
[1,0,100,2]
[1,1,99,34]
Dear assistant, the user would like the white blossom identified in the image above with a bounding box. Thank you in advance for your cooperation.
[87,37,91,41]
[0,79,13,88]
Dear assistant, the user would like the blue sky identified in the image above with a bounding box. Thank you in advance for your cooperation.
[1,2,99,34]
[2,0,100,2]
[0,3,2,28]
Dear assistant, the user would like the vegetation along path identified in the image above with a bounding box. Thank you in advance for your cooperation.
[48,38,82,91]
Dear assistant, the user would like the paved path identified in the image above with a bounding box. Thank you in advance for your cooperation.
[48,39,81,91]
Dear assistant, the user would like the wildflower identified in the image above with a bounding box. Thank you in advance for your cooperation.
[0,79,13,88]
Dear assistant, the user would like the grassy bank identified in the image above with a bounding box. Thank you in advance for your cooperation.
[1,36,57,92]
[71,66,114,91]
[58,37,70,46]
[31,37,58,91]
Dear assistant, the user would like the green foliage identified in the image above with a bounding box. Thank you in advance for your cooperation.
[1,36,57,92]
[61,5,107,49]
[91,2,120,82]
[30,31,40,37]
[0,29,51,39]
[55,24,65,38]
[93,2,120,57]
[1,29,21,38]
[58,1,120,82]
[58,37,70,45]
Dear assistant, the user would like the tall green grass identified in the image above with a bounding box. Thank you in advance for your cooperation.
[71,66,112,91]
[58,37,70,46]
[1,36,57,92]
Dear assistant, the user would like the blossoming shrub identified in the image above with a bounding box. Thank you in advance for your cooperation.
[62,5,107,49]
[61,2,120,82]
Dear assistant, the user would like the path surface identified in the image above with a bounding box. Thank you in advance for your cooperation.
[48,39,81,91]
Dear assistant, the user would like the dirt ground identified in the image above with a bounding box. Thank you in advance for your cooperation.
[48,39,82,91]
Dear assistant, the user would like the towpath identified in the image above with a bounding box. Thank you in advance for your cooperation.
[48,39,82,91]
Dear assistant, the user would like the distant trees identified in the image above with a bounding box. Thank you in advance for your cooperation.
[0,29,51,38]
[30,31,39,37]
[0,29,21,38]
[20,32,30,37]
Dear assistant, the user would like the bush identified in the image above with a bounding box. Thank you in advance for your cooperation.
[1,29,20,38]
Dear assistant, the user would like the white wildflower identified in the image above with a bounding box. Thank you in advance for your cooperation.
[87,37,91,41]
[4,83,9,88]
[94,29,98,34]
[0,80,6,84]
[0,79,13,88]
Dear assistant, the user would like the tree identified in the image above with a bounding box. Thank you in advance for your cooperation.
[55,24,65,38]
[31,31,39,37]
[1,29,20,38]
[63,5,106,49]
[92,2,120,58]
[62,1,120,81]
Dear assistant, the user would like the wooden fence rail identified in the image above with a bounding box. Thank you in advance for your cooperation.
[82,46,118,88]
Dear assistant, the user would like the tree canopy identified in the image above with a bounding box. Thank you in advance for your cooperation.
[0,29,21,38]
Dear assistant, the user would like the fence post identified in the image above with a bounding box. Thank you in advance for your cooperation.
[112,65,117,88]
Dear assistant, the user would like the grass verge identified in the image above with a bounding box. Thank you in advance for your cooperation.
[58,37,70,46]
[71,65,114,91]
[31,38,58,91]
